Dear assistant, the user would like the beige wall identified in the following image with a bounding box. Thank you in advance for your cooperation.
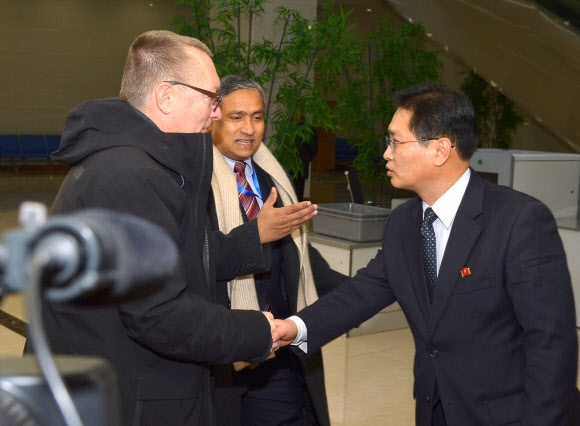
[1,0,178,134]
[0,0,317,135]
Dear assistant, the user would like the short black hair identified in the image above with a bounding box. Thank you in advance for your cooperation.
[218,75,266,106]
[393,83,477,160]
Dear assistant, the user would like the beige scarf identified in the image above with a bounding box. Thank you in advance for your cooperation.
[211,143,319,314]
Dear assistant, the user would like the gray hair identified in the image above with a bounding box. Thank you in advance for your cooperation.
[119,30,212,108]
[218,75,266,106]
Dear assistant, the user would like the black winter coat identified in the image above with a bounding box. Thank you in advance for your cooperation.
[33,98,273,426]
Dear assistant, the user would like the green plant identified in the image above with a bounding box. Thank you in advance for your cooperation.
[171,0,357,179]
[170,1,443,200]
[460,71,524,149]
[336,20,442,200]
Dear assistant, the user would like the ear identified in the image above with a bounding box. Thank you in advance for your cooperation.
[155,82,174,115]
[433,137,454,167]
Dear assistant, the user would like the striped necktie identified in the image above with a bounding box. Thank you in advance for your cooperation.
[234,161,260,220]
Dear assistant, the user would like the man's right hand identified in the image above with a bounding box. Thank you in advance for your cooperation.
[257,187,317,243]
[272,319,298,348]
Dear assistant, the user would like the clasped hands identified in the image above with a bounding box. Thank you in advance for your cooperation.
[262,312,298,353]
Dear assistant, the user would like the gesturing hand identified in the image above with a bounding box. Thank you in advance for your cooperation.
[257,187,318,243]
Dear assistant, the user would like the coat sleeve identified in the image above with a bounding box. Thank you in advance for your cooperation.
[83,168,273,364]
[504,200,578,425]
[212,220,271,281]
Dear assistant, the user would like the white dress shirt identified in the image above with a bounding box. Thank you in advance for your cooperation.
[223,156,264,208]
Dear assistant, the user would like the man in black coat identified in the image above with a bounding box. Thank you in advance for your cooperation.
[29,30,318,426]
[273,83,580,425]
[210,75,346,425]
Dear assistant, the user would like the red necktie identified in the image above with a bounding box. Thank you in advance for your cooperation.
[234,161,260,220]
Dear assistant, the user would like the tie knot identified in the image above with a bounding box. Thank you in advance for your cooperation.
[423,207,438,225]
[234,161,246,175]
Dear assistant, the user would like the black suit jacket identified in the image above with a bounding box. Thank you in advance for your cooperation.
[214,163,346,426]
[295,171,579,426]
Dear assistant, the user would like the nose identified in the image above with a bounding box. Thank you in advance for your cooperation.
[241,117,255,135]
[383,144,393,160]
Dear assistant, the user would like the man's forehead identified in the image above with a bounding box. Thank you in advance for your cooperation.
[226,108,264,115]
[389,109,412,133]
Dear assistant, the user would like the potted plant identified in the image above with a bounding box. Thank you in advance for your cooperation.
[460,71,524,150]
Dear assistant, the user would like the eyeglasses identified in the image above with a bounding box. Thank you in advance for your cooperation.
[164,80,222,111]
[385,136,437,151]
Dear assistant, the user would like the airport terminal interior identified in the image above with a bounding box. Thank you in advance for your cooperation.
[1,163,580,426]
[1,1,580,425]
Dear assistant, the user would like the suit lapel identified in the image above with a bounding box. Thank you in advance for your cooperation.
[428,171,485,335]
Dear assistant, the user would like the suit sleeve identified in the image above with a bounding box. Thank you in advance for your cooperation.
[505,200,578,425]
[294,245,396,356]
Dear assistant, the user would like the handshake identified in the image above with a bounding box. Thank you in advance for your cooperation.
[263,312,298,353]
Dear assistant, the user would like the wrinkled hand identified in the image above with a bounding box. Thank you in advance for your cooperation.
[257,187,318,243]
[272,319,298,349]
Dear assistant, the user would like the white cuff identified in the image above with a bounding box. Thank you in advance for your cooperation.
[287,315,307,353]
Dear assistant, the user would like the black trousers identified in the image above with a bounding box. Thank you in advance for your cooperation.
[239,348,316,426]
[432,400,447,426]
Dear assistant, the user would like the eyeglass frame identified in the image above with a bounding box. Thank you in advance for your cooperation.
[164,80,222,111]
[385,136,437,151]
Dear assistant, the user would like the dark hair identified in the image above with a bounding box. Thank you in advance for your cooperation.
[218,75,266,106]
[393,83,477,160]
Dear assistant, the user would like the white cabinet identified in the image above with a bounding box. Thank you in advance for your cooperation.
[558,226,580,327]
[309,232,408,336]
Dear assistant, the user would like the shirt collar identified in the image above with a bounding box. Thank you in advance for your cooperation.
[223,156,255,175]
[423,168,471,230]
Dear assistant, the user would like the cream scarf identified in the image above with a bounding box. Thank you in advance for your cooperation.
[211,143,319,314]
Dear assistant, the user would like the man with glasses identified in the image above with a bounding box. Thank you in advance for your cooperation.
[34,30,317,426]
[273,83,580,425]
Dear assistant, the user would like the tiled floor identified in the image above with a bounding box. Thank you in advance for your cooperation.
[1,167,579,426]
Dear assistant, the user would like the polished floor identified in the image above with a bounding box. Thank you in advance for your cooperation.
[1,166,579,426]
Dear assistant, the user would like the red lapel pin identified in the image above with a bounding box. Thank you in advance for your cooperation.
[461,267,471,278]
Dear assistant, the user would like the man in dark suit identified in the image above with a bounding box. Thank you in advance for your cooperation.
[210,75,345,425]
[273,83,579,425]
